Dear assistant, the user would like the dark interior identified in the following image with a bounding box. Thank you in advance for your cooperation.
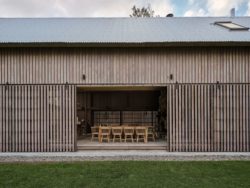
[76,87,167,139]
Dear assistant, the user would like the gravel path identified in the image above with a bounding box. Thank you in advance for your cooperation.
[1,151,250,162]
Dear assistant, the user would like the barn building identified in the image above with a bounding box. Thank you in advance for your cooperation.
[0,17,250,152]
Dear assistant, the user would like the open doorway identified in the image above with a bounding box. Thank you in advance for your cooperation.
[76,86,167,150]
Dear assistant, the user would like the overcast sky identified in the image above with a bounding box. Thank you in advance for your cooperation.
[0,0,249,17]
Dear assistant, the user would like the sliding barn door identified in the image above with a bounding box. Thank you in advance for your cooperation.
[167,84,250,152]
[0,85,76,152]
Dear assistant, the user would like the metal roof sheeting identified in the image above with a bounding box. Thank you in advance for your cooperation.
[0,17,250,45]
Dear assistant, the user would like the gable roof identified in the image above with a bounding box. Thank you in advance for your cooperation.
[0,17,250,47]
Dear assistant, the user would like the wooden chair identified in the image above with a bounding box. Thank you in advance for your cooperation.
[91,126,99,142]
[123,126,134,142]
[147,126,155,142]
[111,127,123,142]
[135,127,147,143]
[99,127,111,143]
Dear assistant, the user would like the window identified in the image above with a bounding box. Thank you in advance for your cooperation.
[214,21,249,31]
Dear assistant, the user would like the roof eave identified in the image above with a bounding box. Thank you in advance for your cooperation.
[0,41,250,48]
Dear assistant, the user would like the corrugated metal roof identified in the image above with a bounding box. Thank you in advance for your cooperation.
[0,17,250,45]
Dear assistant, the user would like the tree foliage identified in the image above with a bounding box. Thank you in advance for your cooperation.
[130,4,155,17]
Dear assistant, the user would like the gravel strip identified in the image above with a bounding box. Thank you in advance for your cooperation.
[1,151,250,162]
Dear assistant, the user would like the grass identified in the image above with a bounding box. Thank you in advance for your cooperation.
[0,161,250,188]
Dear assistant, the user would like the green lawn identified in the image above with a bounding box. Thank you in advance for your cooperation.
[0,161,250,188]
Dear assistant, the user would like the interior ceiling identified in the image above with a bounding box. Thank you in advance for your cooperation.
[77,86,164,92]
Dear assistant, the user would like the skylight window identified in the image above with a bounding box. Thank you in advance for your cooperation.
[214,21,249,31]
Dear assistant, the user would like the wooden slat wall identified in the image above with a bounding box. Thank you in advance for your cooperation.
[0,47,250,85]
[167,84,250,152]
[0,85,76,152]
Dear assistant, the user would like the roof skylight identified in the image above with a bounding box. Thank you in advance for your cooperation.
[214,21,249,31]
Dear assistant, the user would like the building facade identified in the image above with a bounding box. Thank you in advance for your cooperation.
[0,17,250,152]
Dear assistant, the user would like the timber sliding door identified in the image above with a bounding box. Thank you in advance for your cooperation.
[167,84,250,152]
[0,85,76,152]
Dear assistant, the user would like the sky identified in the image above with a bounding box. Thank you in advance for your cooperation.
[0,0,249,17]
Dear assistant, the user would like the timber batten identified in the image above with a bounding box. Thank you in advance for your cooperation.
[167,84,250,152]
[0,83,249,152]
[0,46,250,152]
[0,85,76,152]
[0,47,250,85]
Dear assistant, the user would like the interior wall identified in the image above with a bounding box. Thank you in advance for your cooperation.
[76,89,162,134]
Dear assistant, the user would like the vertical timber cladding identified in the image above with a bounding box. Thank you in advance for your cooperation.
[167,84,250,152]
[0,85,76,152]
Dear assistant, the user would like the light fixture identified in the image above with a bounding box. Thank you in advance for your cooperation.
[82,74,86,80]
[216,81,220,89]
[169,74,173,80]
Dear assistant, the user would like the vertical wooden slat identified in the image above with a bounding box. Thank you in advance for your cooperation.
[169,85,172,151]
[242,85,245,152]
[40,86,44,152]
[49,86,53,152]
[3,86,6,152]
[216,84,220,152]
[214,84,217,152]
[26,86,29,152]
[46,86,49,152]
[172,84,176,151]
[178,84,182,151]
[185,85,188,151]
[9,86,13,152]
[43,85,46,152]
[21,86,24,152]
[233,85,236,151]
[236,85,239,152]
[175,84,179,151]
[195,85,198,151]
[6,86,9,152]
[37,85,41,152]
[11,86,14,152]
[221,84,224,151]
[18,86,21,152]
[247,85,249,151]
[52,85,56,152]
[56,85,59,151]
[191,85,195,152]
[239,85,242,152]
[62,85,66,151]
[68,85,72,151]
[230,84,233,152]
[207,85,210,151]
[210,85,213,151]
[199,85,202,151]
[201,85,205,151]
[0,86,2,152]
[247,84,249,152]
[226,85,229,151]
[188,84,192,151]
[59,85,62,152]
[73,86,76,152]
[65,85,69,152]
[31,86,35,151]
[224,84,227,151]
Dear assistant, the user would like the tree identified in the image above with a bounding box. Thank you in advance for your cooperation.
[130,4,155,17]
